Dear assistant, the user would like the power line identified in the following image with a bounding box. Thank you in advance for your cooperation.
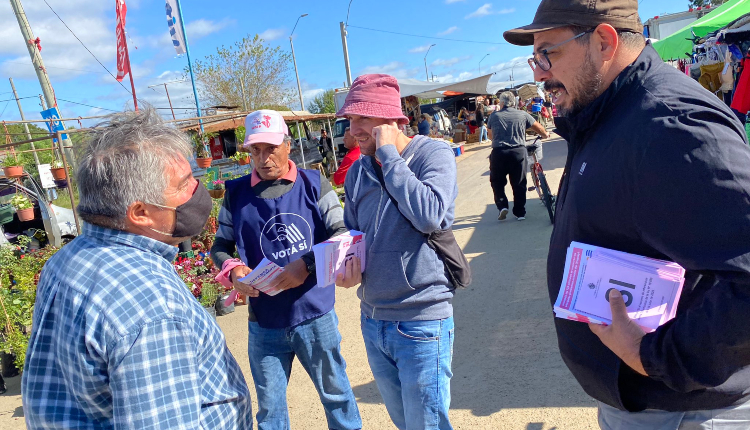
[57,98,120,112]
[347,25,510,45]
[2,59,105,75]
[41,0,144,104]
[0,96,38,104]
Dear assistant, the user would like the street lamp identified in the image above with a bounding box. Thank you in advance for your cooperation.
[290,13,308,111]
[424,44,436,81]
[479,53,490,74]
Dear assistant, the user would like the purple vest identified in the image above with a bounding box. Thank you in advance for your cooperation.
[226,170,333,328]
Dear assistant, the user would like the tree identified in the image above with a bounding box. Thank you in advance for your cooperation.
[688,0,725,7]
[308,89,336,114]
[190,34,295,111]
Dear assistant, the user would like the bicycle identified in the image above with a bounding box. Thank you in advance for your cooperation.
[526,137,555,224]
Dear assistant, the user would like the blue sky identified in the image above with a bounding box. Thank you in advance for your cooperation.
[0,0,691,125]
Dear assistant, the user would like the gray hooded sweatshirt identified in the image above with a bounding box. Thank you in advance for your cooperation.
[343,135,458,321]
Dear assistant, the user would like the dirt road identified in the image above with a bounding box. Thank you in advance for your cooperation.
[0,136,599,429]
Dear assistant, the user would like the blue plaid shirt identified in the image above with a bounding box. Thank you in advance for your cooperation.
[22,224,253,429]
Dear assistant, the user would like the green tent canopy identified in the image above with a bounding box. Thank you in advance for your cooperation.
[653,0,750,60]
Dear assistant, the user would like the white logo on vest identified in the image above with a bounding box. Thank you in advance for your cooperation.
[260,213,313,262]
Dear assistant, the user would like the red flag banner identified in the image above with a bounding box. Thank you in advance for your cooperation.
[115,0,129,82]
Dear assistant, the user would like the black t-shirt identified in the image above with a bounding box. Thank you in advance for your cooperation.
[475,110,485,126]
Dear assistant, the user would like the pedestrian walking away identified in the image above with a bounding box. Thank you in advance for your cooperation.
[22,109,252,429]
[212,110,362,430]
[487,91,549,221]
[335,74,459,430]
[505,0,750,428]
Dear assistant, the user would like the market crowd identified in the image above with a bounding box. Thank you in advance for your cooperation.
[18,0,750,429]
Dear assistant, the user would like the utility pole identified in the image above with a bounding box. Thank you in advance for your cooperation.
[11,0,74,163]
[9,78,40,167]
[10,0,57,112]
[290,14,308,111]
[339,22,353,87]
[39,94,47,110]
[424,44,436,81]
[148,79,185,120]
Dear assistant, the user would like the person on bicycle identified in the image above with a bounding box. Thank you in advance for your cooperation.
[487,91,549,221]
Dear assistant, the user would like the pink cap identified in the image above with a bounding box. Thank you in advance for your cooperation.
[243,110,290,147]
[335,74,409,125]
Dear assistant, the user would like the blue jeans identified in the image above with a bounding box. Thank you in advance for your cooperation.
[360,314,454,430]
[247,310,361,430]
[479,125,488,141]
[597,400,750,430]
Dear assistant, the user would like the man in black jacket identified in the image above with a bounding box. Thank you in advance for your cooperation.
[505,0,750,428]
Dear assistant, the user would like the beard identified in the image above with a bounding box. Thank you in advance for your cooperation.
[548,51,604,118]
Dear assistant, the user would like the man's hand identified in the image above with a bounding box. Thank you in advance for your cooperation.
[589,290,648,376]
[372,124,401,150]
[335,257,362,289]
[231,265,259,298]
[266,259,309,292]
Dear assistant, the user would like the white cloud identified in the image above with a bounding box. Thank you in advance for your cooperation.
[360,62,420,79]
[431,56,471,68]
[438,26,459,36]
[259,27,286,41]
[185,18,234,39]
[465,4,515,19]
[409,44,434,53]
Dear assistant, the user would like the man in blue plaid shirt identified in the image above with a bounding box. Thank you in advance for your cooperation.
[22,109,253,429]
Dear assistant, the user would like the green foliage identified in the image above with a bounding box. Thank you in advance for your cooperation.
[10,194,32,210]
[190,34,295,110]
[190,132,217,158]
[2,153,21,168]
[230,151,250,162]
[0,236,59,370]
[235,126,246,145]
[309,89,336,114]
[3,123,58,179]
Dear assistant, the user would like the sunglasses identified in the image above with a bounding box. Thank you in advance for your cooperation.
[528,28,595,72]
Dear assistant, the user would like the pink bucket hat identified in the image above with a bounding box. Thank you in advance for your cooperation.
[335,74,409,125]
[243,110,290,147]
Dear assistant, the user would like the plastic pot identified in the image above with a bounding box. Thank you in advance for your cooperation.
[238,157,250,166]
[2,166,23,178]
[50,167,67,180]
[196,158,212,168]
[16,208,34,222]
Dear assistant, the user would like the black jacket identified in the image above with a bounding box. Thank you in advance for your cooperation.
[550,44,750,412]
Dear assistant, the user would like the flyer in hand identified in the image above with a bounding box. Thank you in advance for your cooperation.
[312,230,367,288]
[554,242,685,332]
[238,258,285,296]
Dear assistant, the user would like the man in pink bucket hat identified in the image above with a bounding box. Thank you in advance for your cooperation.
[335,74,460,430]
[211,110,362,430]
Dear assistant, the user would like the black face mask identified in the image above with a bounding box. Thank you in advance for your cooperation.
[148,182,213,238]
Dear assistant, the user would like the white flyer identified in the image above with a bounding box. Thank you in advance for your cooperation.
[312,230,367,288]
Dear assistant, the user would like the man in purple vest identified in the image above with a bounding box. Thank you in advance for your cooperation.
[211,110,361,430]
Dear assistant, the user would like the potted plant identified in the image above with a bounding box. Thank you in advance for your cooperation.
[2,154,24,178]
[50,158,67,180]
[207,179,225,199]
[231,151,251,166]
[192,132,216,168]
[0,236,59,373]
[10,193,34,222]
[174,254,219,318]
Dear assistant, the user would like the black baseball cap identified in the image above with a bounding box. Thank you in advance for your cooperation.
[503,0,643,46]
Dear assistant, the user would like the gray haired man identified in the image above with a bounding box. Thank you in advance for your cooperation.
[487,91,549,221]
[22,109,253,429]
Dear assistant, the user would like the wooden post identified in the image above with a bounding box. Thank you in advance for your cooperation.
[56,131,81,234]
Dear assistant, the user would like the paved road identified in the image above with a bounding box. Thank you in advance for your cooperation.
[0,136,599,430]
